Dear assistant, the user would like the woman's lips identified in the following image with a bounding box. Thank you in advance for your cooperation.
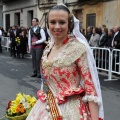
[54,31,62,35]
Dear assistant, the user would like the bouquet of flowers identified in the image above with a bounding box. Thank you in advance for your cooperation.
[15,37,20,46]
[5,93,37,120]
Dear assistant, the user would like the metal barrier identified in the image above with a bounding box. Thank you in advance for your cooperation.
[91,47,111,80]
[1,36,10,51]
[111,49,120,75]
[91,47,120,81]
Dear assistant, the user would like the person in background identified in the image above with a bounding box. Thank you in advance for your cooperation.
[85,26,93,42]
[80,28,85,37]
[28,18,46,78]
[20,30,28,59]
[0,27,2,53]
[89,27,100,47]
[111,25,120,49]
[99,27,108,47]
[105,29,114,48]
[10,25,20,58]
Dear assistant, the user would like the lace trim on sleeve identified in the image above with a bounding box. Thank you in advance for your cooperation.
[82,95,101,106]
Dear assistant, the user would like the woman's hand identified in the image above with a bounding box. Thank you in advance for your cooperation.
[89,101,99,120]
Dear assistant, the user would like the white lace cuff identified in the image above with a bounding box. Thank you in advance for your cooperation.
[82,95,101,105]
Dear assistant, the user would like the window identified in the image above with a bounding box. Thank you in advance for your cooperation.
[5,14,10,31]
[27,10,33,27]
[86,13,96,28]
[14,12,20,26]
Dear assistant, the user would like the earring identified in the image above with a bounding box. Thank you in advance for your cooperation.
[68,29,70,34]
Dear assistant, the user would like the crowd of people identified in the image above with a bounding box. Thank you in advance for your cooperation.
[81,25,120,49]
[81,25,120,74]
[0,25,29,58]
[1,23,120,57]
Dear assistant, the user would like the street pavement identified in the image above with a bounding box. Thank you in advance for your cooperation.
[0,50,120,120]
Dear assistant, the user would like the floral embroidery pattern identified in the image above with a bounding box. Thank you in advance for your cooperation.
[27,37,102,120]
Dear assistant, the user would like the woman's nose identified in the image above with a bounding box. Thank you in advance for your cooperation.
[55,23,60,28]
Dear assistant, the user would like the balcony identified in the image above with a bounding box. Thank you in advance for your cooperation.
[1,0,18,3]
[66,0,113,6]
[38,0,57,9]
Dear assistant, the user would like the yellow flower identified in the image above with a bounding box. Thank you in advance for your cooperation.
[16,93,24,102]
[8,109,12,115]
[11,100,19,106]
[6,93,37,116]
[25,95,32,102]
[30,97,37,107]
[10,105,17,114]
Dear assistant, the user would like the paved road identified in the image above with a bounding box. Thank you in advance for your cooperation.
[0,50,120,120]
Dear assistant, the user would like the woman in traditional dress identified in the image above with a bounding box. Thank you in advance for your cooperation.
[26,4,104,120]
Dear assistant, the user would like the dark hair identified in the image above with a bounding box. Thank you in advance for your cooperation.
[109,29,114,34]
[102,24,106,28]
[103,27,108,34]
[33,18,39,22]
[93,27,99,34]
[47,4,74,33]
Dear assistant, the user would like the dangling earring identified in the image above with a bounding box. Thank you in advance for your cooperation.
[67,29,70,38]
[68,29,70,34]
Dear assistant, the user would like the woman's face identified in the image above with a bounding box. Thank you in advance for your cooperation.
[92,28,95,34]
[48,10,69,41]
[108,30,112,36]
[102,28,105,33]
[21,31,24,36]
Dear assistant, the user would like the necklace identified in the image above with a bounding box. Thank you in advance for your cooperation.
[54,37,69,49]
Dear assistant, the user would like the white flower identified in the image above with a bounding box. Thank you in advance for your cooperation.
[19,98,25,103]
[23,102,30,108]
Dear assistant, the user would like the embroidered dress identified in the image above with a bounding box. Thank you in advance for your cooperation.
[26,37,102,120]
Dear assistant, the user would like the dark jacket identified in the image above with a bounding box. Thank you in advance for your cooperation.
[99,33,108,47]
[105,35,113,47]
[85,32,92,42]
[113,31,120,49]
[10,30,20,44]
[20,35,28,54]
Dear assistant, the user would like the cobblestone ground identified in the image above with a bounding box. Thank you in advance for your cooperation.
[0,50,120,120]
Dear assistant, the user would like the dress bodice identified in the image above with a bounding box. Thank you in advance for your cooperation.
[41,37,97,104]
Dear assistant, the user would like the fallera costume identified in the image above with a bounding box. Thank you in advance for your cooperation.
[26,36,103,120]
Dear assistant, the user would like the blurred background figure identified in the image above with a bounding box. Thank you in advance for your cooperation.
[0,27,2,53]
[80,28,85,36]
[89,27,100,47]
[85,26,93,42]
[99,27,108,47]
[10,25,20,58]
[20,30,28,59]
[111,25,120,49]
[105,29,114,48]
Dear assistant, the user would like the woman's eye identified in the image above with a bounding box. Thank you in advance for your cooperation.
[50,21,56,24]
[49,21,66,25]
[59,21,66,25]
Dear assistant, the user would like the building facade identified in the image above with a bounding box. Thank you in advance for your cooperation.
[2,0,120,31]
[2,0,38,31]
[0,5,3,27]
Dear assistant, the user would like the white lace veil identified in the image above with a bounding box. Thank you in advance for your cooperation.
[73,16,104,119]
[45,4,104,119]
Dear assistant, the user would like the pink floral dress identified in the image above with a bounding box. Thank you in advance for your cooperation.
[26,37,102,120]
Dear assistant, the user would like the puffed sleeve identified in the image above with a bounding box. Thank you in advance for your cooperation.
[76,52,101,105]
